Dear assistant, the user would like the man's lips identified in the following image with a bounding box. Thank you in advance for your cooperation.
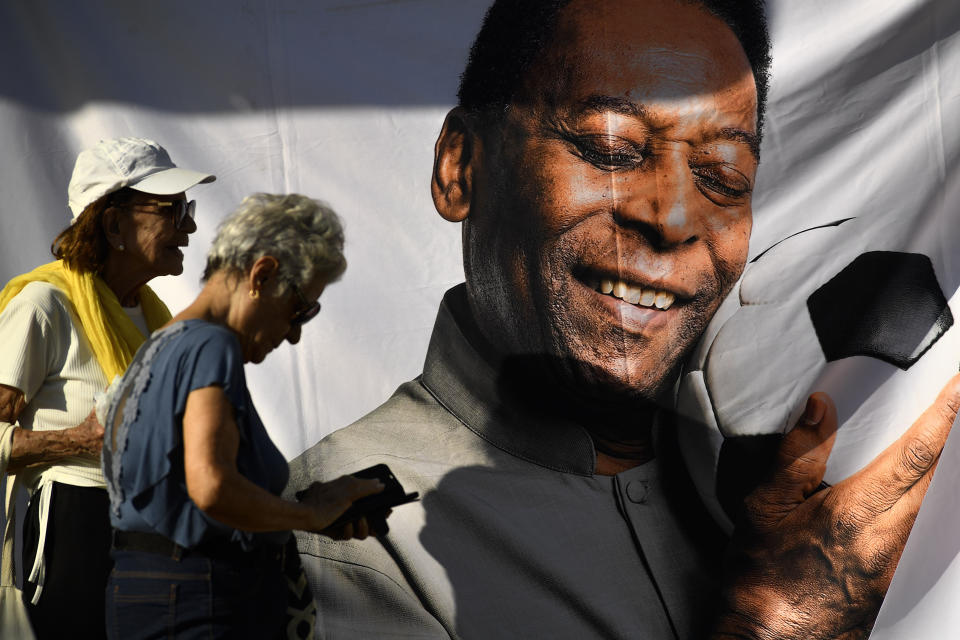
[592,277,676,310]
[577,269,689,312]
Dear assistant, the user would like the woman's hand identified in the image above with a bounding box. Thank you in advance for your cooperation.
[184,386,385,535]
[2,381,106,472]
[70,408,105,457]
[298,476,385,538]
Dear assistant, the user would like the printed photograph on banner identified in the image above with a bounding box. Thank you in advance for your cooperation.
[0,1,958,638]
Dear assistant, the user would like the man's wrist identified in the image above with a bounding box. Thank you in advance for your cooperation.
[711,581,808,640]
[713,586,875,640]
[711,608,779,640]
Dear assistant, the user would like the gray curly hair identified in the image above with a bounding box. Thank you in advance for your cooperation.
[203,193,346,293]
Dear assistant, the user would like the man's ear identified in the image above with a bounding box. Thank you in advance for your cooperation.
[432,108,482,223]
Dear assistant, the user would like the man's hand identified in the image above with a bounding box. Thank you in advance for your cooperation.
[713,374,960,640]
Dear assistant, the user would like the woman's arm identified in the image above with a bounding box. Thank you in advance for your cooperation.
[1,384,104,473]
[183,385,382,534]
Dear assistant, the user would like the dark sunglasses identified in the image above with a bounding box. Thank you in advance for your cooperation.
[132,199,197,230]
[290,285,322,326]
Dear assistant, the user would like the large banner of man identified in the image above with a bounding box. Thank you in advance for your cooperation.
[0,0,958,637]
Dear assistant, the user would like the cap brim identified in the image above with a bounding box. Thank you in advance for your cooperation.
[129,167,216,195]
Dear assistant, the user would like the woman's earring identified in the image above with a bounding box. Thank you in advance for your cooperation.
[249,289,260,300]
[117,244,125,251]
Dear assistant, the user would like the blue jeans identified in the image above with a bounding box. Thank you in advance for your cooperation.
[106,545,285,639]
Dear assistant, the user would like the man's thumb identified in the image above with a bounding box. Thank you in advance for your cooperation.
[745,394,838,528]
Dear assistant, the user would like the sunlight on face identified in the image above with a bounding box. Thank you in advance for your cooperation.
[464,0,758,403]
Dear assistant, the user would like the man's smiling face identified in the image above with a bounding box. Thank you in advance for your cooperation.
[462,0,759,403]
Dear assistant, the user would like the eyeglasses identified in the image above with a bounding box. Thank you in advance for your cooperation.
[290,285,322,327]
[131,199,197,230]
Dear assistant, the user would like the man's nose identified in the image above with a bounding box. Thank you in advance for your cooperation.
[611,153,700,247]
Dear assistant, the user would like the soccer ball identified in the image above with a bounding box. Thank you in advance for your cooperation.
[675,217,959,531]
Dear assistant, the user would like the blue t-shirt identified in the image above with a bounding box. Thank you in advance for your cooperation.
[102,319,289,549]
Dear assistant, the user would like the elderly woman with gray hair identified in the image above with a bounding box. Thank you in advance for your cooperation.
[100,193,383,639]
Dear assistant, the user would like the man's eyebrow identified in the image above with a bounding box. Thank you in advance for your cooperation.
[717,127,760,160]
[575,95,647,118]
[571,95,760,159]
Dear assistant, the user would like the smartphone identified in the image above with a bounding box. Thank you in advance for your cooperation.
[299,464,419,533]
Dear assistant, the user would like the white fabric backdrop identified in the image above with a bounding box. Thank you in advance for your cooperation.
[1,0,956,458]
[0,0,489,458]
[1,1,959,630]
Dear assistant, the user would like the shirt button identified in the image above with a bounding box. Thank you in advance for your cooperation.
[626,479,650,504]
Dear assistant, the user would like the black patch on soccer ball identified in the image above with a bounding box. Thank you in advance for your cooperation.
[807,251,953,370]
[717,434,782,520]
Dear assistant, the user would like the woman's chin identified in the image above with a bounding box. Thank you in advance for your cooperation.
[158,248,186,276]
[165,260,186,277]
[245,347,268,364]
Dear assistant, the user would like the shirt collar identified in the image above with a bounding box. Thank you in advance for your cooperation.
[420,284,598,476]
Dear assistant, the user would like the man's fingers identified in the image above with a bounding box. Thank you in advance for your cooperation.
[879,456,939,546]
[858,373,960,505]
[746,394,838,526]
[887,464,933,540]
[771,394,838,496]
[846,459,941,583]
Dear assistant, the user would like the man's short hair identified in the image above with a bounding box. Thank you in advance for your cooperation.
[457,0,772,137]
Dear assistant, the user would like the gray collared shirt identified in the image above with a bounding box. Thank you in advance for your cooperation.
[287,285,723,639]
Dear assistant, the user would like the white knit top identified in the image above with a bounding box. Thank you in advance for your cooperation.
[0,281,108,490]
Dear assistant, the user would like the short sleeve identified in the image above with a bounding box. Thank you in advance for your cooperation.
[0,286,58,403]
[173,325,248,420]
[104,320,260,548]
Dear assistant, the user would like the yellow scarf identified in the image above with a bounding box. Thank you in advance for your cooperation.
[0,261,172,380]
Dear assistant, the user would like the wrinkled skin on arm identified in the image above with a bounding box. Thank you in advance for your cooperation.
[712,374,960,640]
[0,383,104,474]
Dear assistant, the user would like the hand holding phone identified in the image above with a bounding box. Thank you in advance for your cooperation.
[297,464,418,536]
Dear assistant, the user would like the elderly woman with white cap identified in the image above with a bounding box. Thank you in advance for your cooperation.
[0,137,214,638]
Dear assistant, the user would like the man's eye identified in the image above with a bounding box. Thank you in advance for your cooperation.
[571,135,645,170]
[691,165,751,204]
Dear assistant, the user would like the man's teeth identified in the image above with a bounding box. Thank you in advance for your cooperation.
[596,279,675,310]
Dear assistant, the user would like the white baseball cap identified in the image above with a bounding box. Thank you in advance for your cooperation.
[67,137,216,219]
